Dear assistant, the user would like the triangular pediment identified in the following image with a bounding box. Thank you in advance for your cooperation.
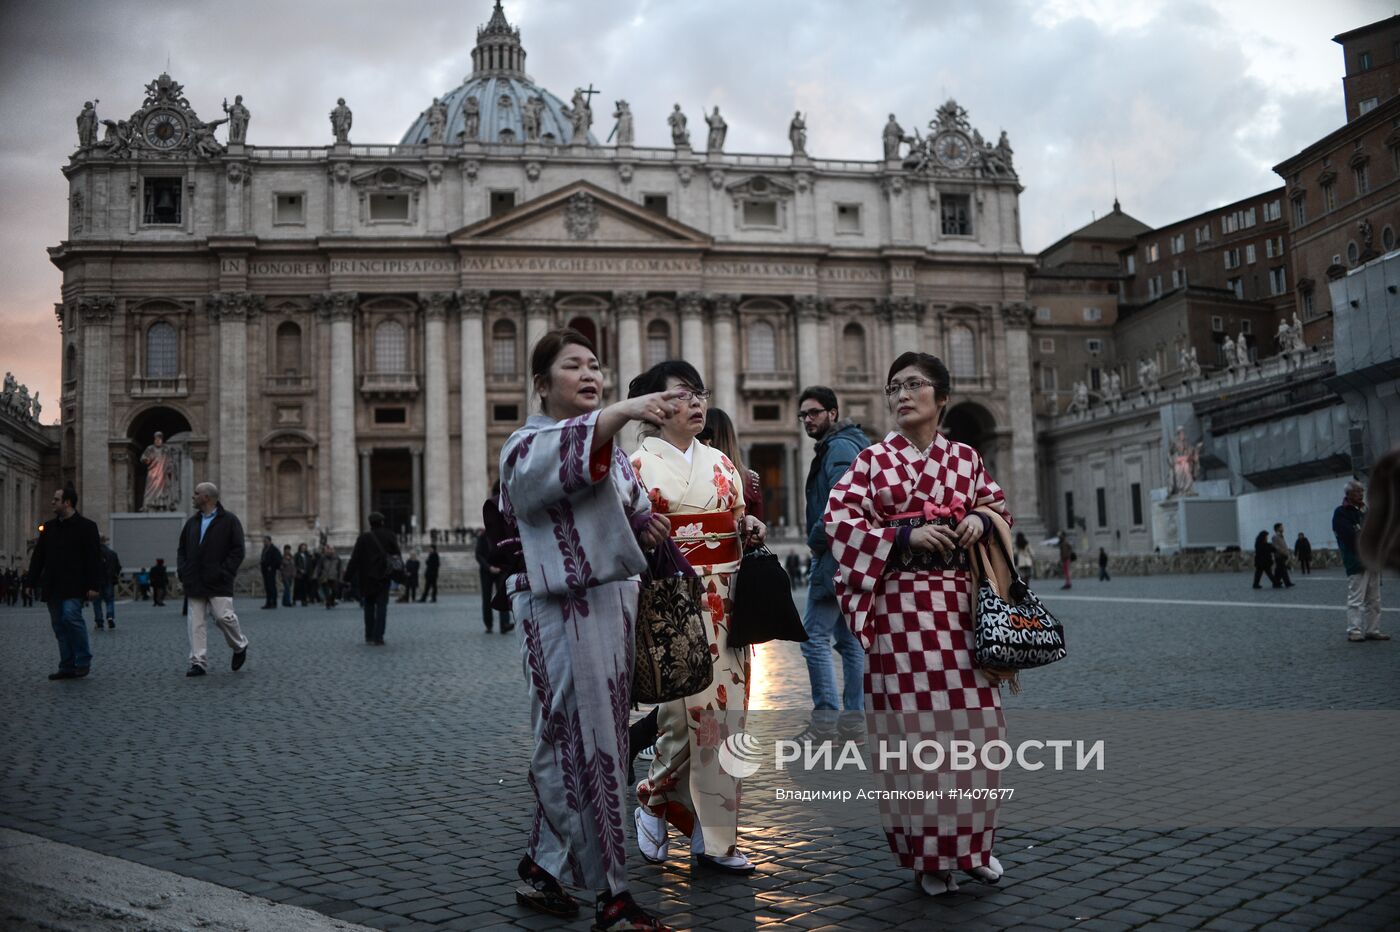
[449,181,711,246]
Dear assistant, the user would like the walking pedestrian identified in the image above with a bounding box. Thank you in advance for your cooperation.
[345,512,400,645]
[401,550,420,603]
[150,558,169,606]
[474,529,502,631]
[826,351,1015,896]
[279,545,295,606]
[1337,478,1386,641]
[317,543,342,607]
[1252,531,1277,588]
[91,535,121,629]
[1271,522,1295,588]
[419,544,439,602]
[294,542,313,605]
[796,384,869,739]
[480,481,516,634]
[259,535,280,608]
[629,362,763,876]
[27,484,102,680]
[135,567,150,601]
[501,327,677,930]
[176,482,250,677]
[1098,547,1110,581]
[1014,531,1034,580]
[1058,530,1074,589]
[1295,532,1313,575]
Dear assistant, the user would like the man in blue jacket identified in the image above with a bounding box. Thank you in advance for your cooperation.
[27,484,102,680]
[1335,479,1386,642]
[798,386,869,737]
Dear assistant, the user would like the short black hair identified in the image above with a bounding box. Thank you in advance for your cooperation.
[886,352,951,398]
[368,512,385,528]
[798,386,838,412]
[60,484,78,508]
[628,360,705,398]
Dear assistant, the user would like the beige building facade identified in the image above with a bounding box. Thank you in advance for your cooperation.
[52,4,1042,545]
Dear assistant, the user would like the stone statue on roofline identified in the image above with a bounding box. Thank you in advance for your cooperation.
[1066,380,1090,415]
[426,97,449,144]
[461,96,480,141]
[668,104,689,148]
[223,95,251,144]
[611,100,633,146]
[523,96,545,143]
[77,100,99,149]
[1234,331,1250,368]
[330,98,353,144]
[1179,344,1202,380]
[882,114,906,160]
[706,106,727,152]
[789,111,807,156]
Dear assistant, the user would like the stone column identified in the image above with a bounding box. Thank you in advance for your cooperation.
[523,290,553,412]
[359,448,372,529]
[1001,304,1044,533]
[457,290,490,524]
[316,291,359,543]
[209,292,262,522]
[77,296,115,531]
[794,295,825,517]
[614,291,644,400]
[679,291,707,384]
[419,292,452,534]
[710,294,740,415]
[410,446,424,534]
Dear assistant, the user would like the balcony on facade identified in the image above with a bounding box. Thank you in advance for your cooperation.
[740,370,796,394]
[360,371,420,398]
[130,375,189,398]
[264,374,313,394]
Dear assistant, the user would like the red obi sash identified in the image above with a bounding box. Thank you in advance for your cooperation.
[668,510,741,567]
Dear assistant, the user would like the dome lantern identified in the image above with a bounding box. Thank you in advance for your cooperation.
[471,1,526,77]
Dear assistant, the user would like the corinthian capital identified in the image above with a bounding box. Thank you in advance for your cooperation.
[613,291,644,319]
[209,291,265,321]
[419,291,455,320]
[1000,302,1035,329]
[522,290,554,318]
[455,289,488,317]
[709,293,740,319]
[75,295,116,323]
[678,291,705,317]
[312,291,359,321]
[794,294,824,322]
[885,296,924,323]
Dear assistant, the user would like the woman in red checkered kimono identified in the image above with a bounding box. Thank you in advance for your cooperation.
[824,350,1017,897]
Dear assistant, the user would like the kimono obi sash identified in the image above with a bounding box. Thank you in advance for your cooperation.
[887,498,970,573]
[668,510,740,567]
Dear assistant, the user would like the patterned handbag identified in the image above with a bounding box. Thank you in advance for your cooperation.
[971,533,1067,670]
[633,540,714,704]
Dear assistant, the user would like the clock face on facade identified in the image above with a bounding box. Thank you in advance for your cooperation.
[933,132,971,169]
[143,111,187,149]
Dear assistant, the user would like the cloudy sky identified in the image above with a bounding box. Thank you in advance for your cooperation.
[0,0,1382,421]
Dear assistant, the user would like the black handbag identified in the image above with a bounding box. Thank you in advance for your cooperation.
[972,533,1067,670]
[368,531,406,585]
[728,546,809,648]
[633,539,714,704]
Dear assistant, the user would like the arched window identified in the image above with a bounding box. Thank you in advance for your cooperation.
[374,320,407,372]
[276,459,304,514]
[145,321,178,378]
[64,344,77,383]
[492,320,518,376]
[841,322,866,376]
[567,316,598,351]
[748,320,777,372]
[275,322,302,375]
[949,324,977,378]
[645,320,672,368]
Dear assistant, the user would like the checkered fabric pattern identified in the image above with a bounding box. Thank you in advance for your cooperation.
[825,431,1010,872]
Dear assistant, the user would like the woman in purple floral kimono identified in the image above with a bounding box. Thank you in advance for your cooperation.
[499,328,684,931]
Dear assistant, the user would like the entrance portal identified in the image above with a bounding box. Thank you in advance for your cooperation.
[749,444,788,530]
[371,449,414,537]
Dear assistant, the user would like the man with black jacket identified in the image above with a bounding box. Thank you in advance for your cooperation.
[150,558,169,606]
[418,544,440,603]
[89,535,122,629]
[177,482,250,677]
[259,535,281,609]
[344,511,401,645]
[27,485,102,680]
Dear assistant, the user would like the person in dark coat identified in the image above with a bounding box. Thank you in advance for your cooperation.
[418,544,440,603]
[259,535,281,608]
[293,543,312,604]
[1097,547,1110,582]
[344,511,401,645]
[1251,531,1277,589]
[177,482,250,676]
[400,551,420,603]
[27,484,102,680]
[91,535,122,629]
[1295,532,1313,574]
[150,558,169,606]
[481,485,518,634]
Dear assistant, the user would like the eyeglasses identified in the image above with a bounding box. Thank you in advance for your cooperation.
[797,408,829,422]
[884,378,937,397]
[674,389,711,403]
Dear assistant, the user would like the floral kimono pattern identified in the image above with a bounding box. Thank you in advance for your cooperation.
[824,431,1011,872]
[630,437,752,855]
[500,412,652,893]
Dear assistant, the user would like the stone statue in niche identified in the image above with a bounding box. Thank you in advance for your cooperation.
[668,104,689,147]
[610,100,633,146]
[882,114,906,160]
[706,106,727,152]
[1167,426,1203,497]
[223,95,250,144]
[140,432,181,512]
[77,101,99,148]
[789,111,807,155]
[461,96,480,141]
[330,97,353,144]
[426,97,448,144]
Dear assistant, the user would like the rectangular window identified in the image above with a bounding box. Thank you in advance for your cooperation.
[1082,306,1102,321]
[1145,242,1160,263]
[1065,492,1076,530]
[1360,50,1373,71]
[373,407,407,425]
[1241,320,1252,335]
[1265,236,1276,259]
[1040,365,1057,391]
[1211,315,1223,332]
[642,193,669,217]
[490,190,516,217]
[743,199,779,227]
[1228,277,1243,299]
[1039,337,1055,353]
[752,403,782,421]
[1130,482,1143,525]
[1244,207,1256,228]
[1269,266,1287,295]
[1170,233,1185,254]
[369,193,409,221]
[835,203,862,233]
[1147,275,1163,299]
[1090,367,1101,390]
[1096,487,1107,528]
[1355,163,1371,195]
[1223,248,1240,269]
[1263,200,1281,222]
[1086,338,1103,354]
[1036,306,1052,322]
[1322,183,1336,211]
[274,193,305,224]
[1245,243,1256,264]
[1303,291,1315,316]
[492,403,519,422]
[1125,254,1136,274]
[1194,224,1212,244]
[940,194,972,236]
[1170,268,1186,288]
[1292,198,1307,226]
[142,177,182,225]
[1361,97,1381,116]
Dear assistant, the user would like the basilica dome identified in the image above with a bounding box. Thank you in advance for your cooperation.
[400,2,598,147]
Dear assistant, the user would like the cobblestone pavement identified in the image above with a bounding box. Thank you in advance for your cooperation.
[2,570,1398,931]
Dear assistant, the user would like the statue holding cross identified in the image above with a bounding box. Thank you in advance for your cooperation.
[567,84,597,144]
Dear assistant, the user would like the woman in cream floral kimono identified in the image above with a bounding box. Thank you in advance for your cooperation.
[629,361,765,875]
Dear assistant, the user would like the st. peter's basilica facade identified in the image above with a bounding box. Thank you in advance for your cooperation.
[52,2,1041,545]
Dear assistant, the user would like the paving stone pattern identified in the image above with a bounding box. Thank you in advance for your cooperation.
[1,571,1397,930]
